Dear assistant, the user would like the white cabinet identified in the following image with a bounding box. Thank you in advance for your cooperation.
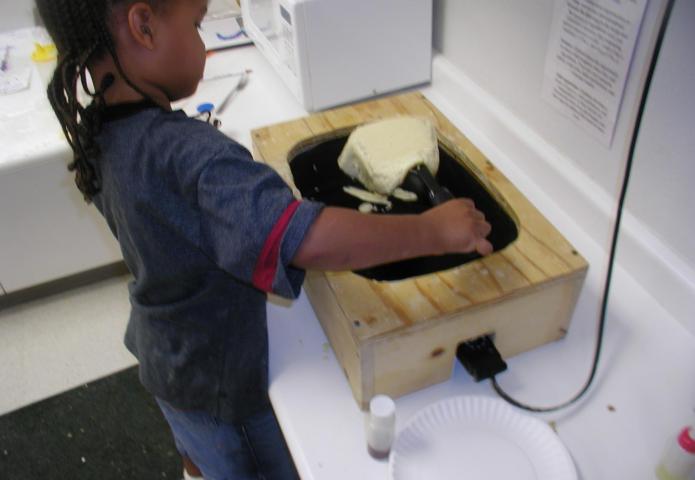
[0,149,122,293]
[0,25,121,294]
[0,22,121,294]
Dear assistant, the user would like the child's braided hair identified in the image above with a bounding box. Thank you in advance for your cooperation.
[35,0,155,202]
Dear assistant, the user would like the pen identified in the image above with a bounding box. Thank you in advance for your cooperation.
[201,69,252,83]
[1,46,10,72]
[216,70,249,114]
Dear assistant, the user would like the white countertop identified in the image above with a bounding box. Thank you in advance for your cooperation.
[3,43,693,479]
[267,195,695,480]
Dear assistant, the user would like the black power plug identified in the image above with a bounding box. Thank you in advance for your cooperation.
[456,335,507,382]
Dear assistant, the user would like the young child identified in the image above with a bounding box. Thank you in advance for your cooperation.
[35,1,492,479]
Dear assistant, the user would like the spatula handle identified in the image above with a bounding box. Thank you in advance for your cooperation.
[405,165,453,206]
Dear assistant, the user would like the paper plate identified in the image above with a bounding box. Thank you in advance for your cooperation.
[389,396,577,480]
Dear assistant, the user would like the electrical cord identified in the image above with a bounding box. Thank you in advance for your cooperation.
[490,0,677,413]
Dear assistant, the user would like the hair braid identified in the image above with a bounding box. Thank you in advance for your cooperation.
[35,0,159,202]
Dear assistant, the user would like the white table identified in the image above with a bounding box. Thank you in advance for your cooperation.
[266,194,695,479]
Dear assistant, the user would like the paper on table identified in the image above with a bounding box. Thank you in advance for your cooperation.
[541,0,648,146]
[200,16,252,51]
[199,0,251,51]
[202,52,250,82]
[206,0,241,19]
[0,29,35,95]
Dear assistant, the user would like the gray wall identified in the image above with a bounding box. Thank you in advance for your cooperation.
[432,0,695,271]
[0,2,38,32]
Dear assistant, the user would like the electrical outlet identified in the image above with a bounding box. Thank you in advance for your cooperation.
[456,334,507,382]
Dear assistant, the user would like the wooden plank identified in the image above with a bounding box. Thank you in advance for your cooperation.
[395,93,491,170]
[255,119,315,163]
[324,272,403,340]
[480,253,532,294]
[369,280,442,326]
[413,274,471,314]
[351,96,405,122]
[437,261,503,306]
[321,105,364,130]
[327,269,476,340]
[303,272,366,405]
[499,244,548,284]
[390,92,442,125]
[515,227,573,278]
[302,114,334,136]
[490,181,586,270]
[491,277,584,358]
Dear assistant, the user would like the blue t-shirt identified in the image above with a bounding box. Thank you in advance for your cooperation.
[91,101,323,422]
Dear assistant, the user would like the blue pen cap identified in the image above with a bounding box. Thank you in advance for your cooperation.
[196,102,215,114]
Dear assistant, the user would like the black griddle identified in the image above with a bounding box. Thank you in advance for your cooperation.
[290,135,518,281]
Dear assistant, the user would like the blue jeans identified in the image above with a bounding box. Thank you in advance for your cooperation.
[156,398,299,480]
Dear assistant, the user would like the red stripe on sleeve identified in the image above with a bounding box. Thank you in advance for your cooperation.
[252,200,301,292]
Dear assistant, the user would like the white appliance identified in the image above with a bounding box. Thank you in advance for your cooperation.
[241,0,433,111]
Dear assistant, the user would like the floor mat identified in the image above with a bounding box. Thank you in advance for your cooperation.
[0,366,181,479]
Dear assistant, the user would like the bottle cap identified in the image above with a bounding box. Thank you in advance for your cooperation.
[369,395,395,425]
[678,426,695,454]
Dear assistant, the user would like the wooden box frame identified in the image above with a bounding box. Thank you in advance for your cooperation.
[252,92,588,409]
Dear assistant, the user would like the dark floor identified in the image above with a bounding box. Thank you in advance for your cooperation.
[0,367,181,479]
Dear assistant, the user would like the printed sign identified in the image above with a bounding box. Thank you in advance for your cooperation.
[542,0,649,146]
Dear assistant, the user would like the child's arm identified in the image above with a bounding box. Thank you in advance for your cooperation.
[292,199,492,271]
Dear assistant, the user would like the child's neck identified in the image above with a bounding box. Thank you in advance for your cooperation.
[89,57,172,111]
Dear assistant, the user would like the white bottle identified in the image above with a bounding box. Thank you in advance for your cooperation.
[366,395,396,460]
[656,426,695,480]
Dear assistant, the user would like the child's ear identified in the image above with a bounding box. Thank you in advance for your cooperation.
[127,2,156,50]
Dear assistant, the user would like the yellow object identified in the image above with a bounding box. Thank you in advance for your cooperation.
[337,117,439,196]
[31,43,57,63]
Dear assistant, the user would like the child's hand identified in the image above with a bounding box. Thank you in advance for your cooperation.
[421,199,493,256]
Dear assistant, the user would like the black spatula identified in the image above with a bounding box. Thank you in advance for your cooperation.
[401,164,454,206]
